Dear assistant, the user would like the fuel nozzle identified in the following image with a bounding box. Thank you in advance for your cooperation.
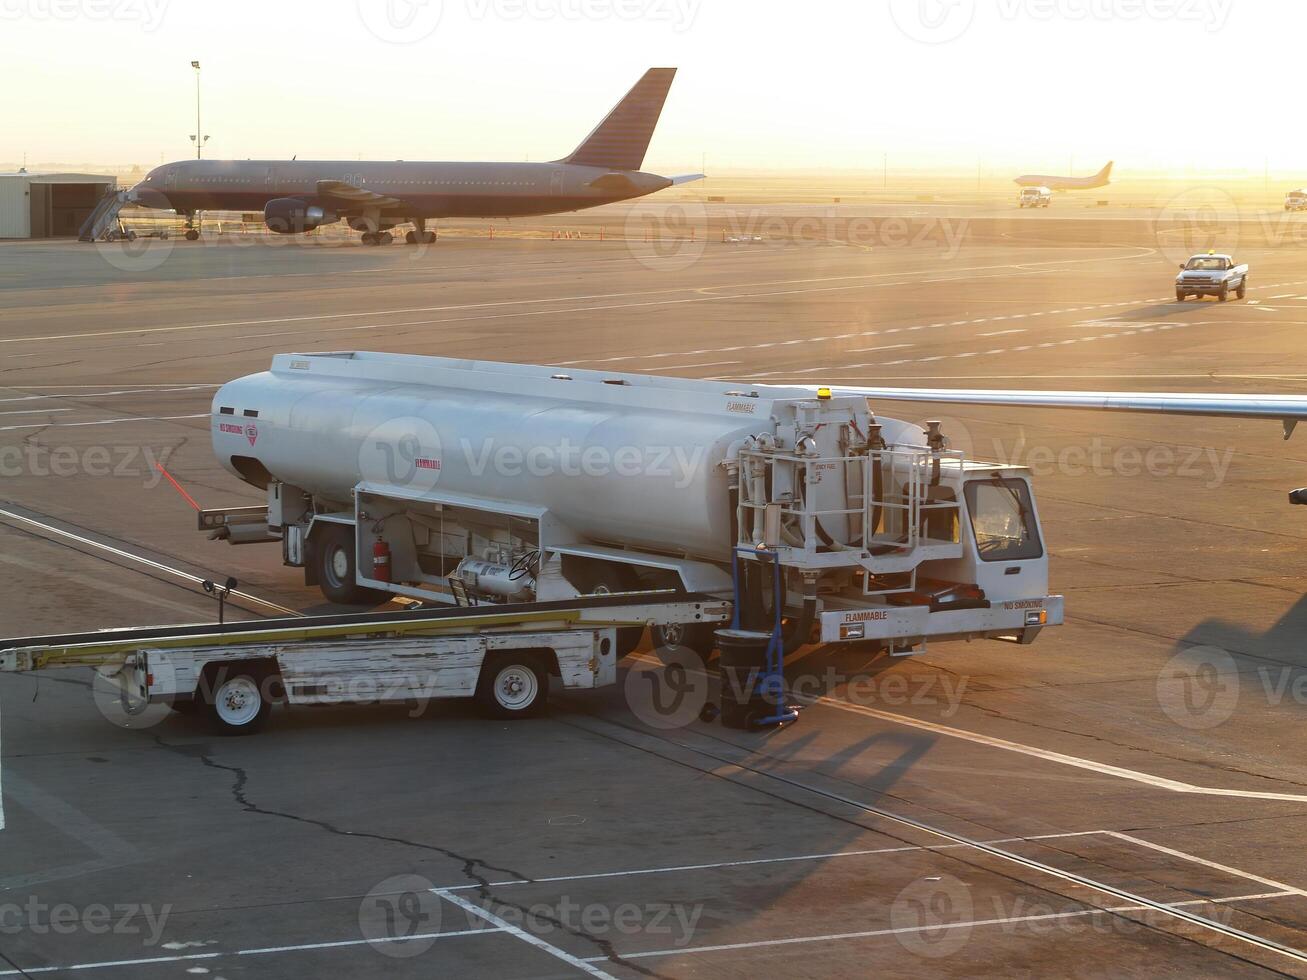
[924,420,947,453]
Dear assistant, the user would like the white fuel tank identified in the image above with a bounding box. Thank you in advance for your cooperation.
[211,353,923,561]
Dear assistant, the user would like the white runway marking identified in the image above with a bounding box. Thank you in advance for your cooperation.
[0,408,71,417]
[434,889,619,980]
[1103,832,1307,899]
[0,928,499,977]
[588,891,1298,963]
[813,695,1307,802]
[978,328,1026,337]
[0,506,299,618]
[0,414,207,432]
[643,360,741,372]
[848,344,914,354]
[440,830,1104,893]
[0,386,216,403]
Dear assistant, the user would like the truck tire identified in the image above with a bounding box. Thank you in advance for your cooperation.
[315,524,384,605]
[651,621,718,658]
[1236,278,1247,299]
[475,652,548,719]
[1175,289,1186,302]
[205,672,272,735]
[563,558,645,657]
[1218,284,1229,302]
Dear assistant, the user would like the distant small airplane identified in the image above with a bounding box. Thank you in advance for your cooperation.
[1014,161,1113,191]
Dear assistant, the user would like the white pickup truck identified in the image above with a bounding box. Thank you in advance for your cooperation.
[1285,189,1307,212]
[1175,252,1248,302]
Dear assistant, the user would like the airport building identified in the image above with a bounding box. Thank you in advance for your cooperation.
[0,170,117,239]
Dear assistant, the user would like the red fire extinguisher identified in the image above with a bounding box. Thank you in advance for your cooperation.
[372,538,392,583]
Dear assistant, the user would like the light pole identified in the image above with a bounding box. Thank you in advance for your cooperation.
[190,60,209,159]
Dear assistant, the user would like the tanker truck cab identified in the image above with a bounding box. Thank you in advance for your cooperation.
[1018,186,1052,208]
[203,352,1062,656]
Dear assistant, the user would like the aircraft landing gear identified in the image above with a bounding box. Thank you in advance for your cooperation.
[405,219,436,245]
[182,211,201,242]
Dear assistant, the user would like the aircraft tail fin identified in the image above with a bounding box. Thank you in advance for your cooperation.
[561,68,676,171]
[1096,161,1114,182]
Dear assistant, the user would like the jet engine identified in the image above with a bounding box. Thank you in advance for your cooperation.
[264,199,336,234]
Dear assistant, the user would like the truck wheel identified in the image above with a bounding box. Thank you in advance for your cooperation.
[1236,278,1247,299]
[205,673,272,735]
[475,653,548,719]
[563,558,645,657]
[315,524,384,605]
[1218,284,1229,302]
[1175,290,1186,302]
[652,621,718,658]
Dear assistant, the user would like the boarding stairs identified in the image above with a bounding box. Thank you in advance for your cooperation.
[78,189,132,242]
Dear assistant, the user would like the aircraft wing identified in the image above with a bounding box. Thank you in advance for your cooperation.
[760,385,1307,440]
[669,173,706,185]
[315,180,402,209]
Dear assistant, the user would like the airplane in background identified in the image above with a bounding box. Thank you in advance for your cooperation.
[122,68,703,246]
[1014,161,1113,191]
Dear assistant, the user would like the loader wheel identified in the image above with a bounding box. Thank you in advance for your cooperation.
[315,524,385,605]
[205,673,272,735]
[475,653,548,719]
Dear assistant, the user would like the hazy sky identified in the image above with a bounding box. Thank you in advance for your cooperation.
[2,0,1300,173]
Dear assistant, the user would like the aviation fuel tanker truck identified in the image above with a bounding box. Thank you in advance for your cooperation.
[201,352,1062,655]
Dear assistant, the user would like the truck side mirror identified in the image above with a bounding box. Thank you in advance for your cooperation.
[1178,263,1185,270]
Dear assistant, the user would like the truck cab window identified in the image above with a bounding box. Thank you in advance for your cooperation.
[965,478,1043,561]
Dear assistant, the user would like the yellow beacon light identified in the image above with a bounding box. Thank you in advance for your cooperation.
[817,386,832,401]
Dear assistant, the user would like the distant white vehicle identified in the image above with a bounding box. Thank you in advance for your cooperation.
[1175,252,1248,302]
[1018,186,1052,209]
[1285,189,1307,212]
